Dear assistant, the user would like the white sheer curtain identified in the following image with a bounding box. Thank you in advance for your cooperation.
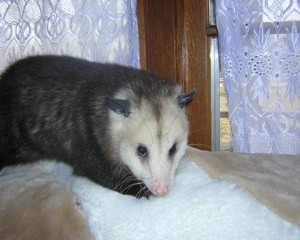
[0,0,139,72]
[216,1,300,155]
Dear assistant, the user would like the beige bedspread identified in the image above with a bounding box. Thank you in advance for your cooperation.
[0,164,93,240]
[185,147,300,226]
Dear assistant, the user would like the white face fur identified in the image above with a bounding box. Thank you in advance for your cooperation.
[108,88,189,197]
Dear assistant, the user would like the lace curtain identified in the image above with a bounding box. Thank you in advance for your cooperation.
[0,0,139,72]
[216,1,300,155]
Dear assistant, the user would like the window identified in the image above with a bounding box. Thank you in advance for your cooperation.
[209,0,233,152]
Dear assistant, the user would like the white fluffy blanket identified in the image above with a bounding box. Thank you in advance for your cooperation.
[43,159,300,240]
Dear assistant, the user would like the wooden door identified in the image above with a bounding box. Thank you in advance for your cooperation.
[138,0,212,150]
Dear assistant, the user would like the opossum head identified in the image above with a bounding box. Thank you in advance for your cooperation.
[106,85,195,197]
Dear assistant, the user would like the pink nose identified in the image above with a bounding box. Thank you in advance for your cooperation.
[153,185,169,197]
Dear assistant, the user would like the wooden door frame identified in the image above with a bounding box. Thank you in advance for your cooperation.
[137,0,212,150]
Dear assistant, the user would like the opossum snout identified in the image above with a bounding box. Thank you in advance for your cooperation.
[154,185,169,197]
[152,180,170,197]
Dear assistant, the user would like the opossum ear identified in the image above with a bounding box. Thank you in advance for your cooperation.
[105,97,131,117]
[177,89,196,108]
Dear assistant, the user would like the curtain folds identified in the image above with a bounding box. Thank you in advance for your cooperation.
[0,0,139,72]
[216,1,300,155]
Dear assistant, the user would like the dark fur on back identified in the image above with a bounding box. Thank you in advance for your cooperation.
[0,55,179,197]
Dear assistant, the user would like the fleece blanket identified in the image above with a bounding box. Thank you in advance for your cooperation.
[44,160,300,239]
[1,152,300,240]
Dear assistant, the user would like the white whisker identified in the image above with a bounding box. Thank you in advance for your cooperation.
[119,181,143,194]
[136,185,150,198]
[113,174,136,191]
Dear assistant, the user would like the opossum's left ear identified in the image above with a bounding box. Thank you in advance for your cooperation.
[105,97,131,117]
[177,89,196,108]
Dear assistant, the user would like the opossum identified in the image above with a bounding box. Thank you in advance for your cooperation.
[0,55,195,198]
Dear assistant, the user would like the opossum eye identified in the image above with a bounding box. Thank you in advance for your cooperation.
[169,143,177,157]
[137,145,149,159]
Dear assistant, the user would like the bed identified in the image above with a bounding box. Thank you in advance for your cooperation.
[0,147,299,240]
